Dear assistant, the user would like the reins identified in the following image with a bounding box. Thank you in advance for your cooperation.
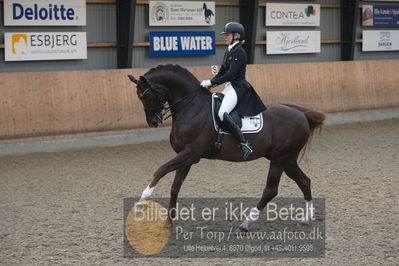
[162,88,201,120]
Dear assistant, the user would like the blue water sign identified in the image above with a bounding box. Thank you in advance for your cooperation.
[150,31,215,57]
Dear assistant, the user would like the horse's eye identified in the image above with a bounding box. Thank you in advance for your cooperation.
[137,87,150,99]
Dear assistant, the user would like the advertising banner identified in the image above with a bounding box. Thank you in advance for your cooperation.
[3,0,86,26]
[362,5,399,26]
[266,3,320,26]
[149,1,215,26]
[4,32,87,61]
[267,31,320,54]
[150,31,215,57]
[362,30,399,51]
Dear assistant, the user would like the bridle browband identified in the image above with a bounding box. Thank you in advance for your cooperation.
[138,76,201,122]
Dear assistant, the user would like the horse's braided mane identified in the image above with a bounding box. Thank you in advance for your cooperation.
[145,64,199,83]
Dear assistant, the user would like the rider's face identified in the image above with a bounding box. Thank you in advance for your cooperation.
[224,33,233,45]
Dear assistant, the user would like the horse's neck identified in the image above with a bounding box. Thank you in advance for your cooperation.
[157,76,198,103]
[171,89,211,121]
[150,71,210,120]
[167,85,192,102]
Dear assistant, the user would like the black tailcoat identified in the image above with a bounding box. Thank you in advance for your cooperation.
[210,44,266,117]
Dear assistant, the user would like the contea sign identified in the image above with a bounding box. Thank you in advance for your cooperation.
[3,0,86,26]
[266,3,320,26]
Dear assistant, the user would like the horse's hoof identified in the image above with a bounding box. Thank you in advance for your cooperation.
[163,217,173,228]
[134,200,150,207]
[297,221,311,228]
[237,226,249,235]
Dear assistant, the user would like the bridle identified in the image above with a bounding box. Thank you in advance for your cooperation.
[138,76,201,122]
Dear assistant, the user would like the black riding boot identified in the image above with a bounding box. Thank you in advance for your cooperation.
[222,112,253,159]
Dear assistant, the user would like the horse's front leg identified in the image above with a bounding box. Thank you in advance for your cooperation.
[169,165,191,219]
[139,149,199,202]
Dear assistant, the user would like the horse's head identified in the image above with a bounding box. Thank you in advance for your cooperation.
[128,74,167,128]
[128,64,202,127]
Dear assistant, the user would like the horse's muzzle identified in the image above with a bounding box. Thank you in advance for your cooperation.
[146,112,163,128]
[148,121,159,128]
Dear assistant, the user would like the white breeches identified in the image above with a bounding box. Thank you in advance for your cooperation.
[218,82,238,121]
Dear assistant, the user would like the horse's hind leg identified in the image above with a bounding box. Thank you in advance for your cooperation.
[284,161,314,223]
[169,165,191,219]
[239,162,283,232]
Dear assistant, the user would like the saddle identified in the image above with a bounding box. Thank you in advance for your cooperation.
[211,93,263,134]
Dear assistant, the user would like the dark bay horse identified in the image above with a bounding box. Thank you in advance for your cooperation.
[128,64,325,231]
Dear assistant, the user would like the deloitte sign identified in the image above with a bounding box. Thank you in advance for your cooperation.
[4,0,86,26]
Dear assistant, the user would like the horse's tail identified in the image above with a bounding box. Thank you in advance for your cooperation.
[283,104,326,132]
[283,104,326,162]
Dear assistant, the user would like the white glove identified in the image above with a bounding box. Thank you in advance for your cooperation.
[200,80,212,88]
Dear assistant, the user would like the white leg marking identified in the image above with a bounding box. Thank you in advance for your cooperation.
[139,186,154,202]
[240,207,260,230]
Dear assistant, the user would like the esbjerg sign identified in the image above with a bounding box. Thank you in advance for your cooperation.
[266,3,320,26]
[3,0,86,26]
[4,32,87,61]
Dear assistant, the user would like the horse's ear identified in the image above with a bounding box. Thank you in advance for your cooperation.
[128,75,138,84]
[139,75,150,86]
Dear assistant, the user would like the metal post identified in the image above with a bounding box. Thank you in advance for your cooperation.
[116,0,136,68]
[341,0,359,61]
[240,0,259,64]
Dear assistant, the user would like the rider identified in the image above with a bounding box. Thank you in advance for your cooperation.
[200,22,266,159]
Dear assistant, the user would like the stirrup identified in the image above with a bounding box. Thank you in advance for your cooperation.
[240,142,253,159]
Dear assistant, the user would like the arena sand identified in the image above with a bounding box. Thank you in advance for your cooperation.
[0,119,398,265]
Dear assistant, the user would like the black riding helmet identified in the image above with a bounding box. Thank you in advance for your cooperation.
[220,22,245,42]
